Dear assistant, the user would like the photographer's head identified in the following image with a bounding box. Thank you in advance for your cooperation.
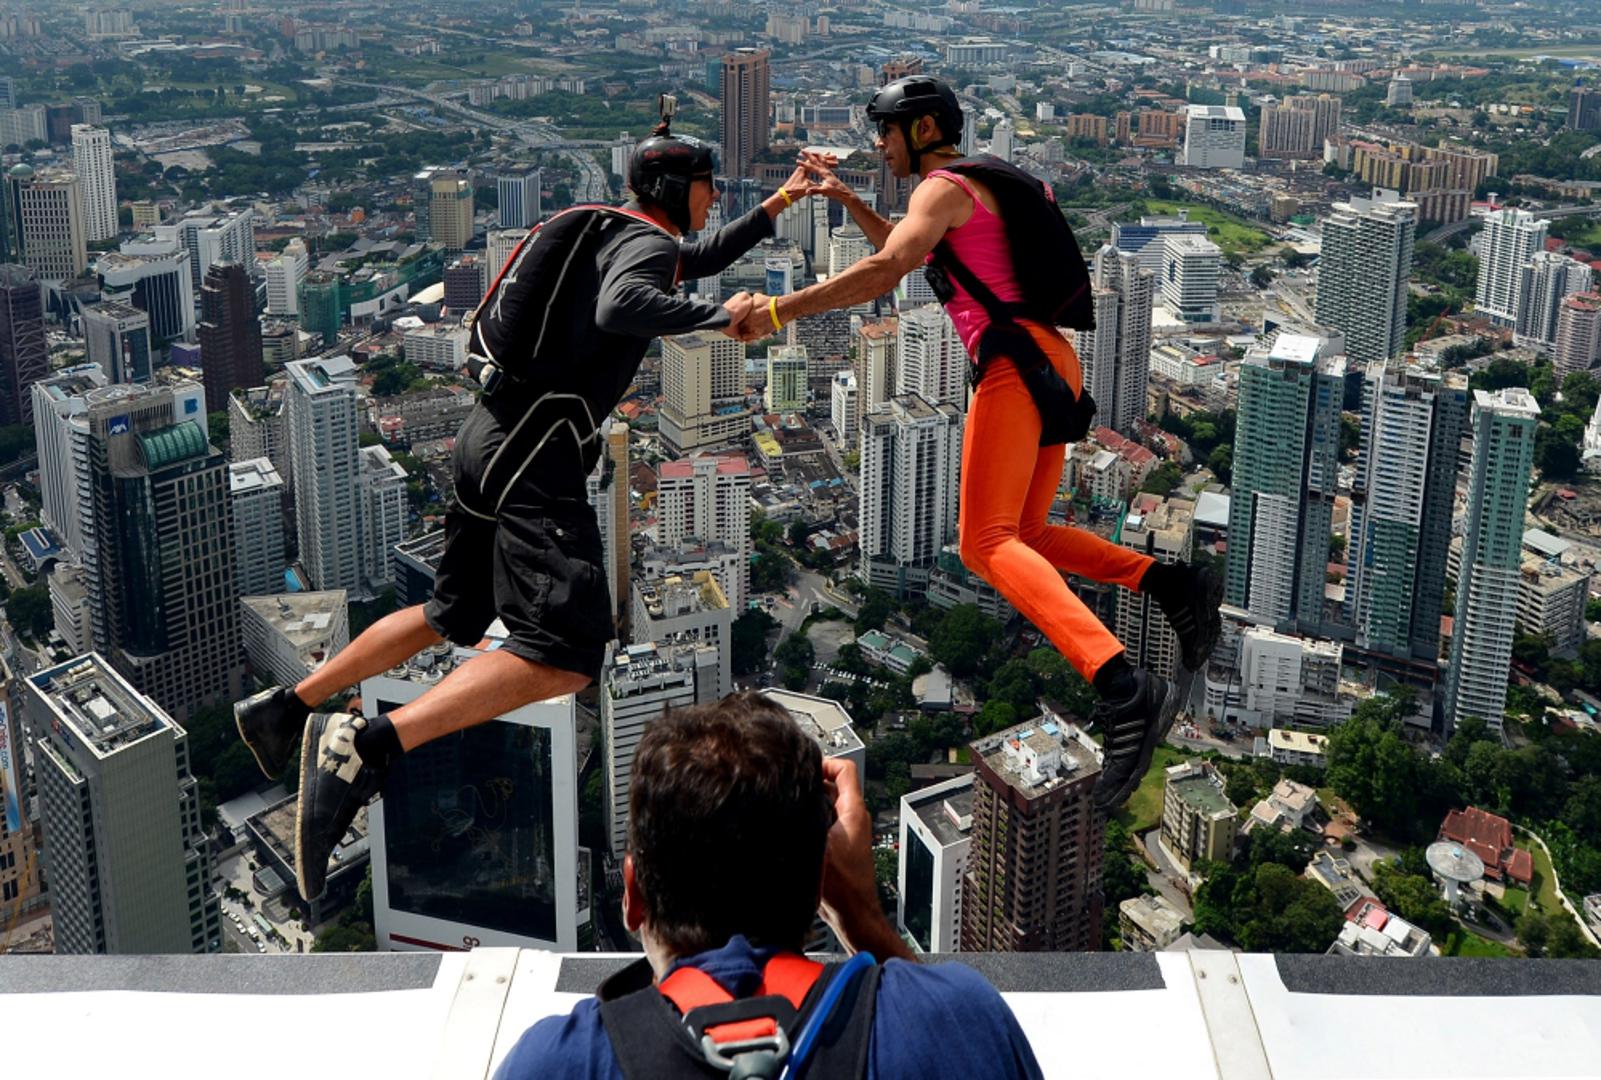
[624,692,834,961]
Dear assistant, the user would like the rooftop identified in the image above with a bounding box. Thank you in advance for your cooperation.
[1167,762,1237,817]
[635,572,728,618]
[973,716,1100,797]
[905,774,974,850]
[229,457,284,495]
[395,529,448,573]
[29,655,172,758]
[1267,729,1329,755]
[240,592,348,646]
[761,689,864,759]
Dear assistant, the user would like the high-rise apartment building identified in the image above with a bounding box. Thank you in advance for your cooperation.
[443,255,484,314]
[25,654,219,954]
[429,174,474,250]
[0,660,39,914]
[1569,83,1601,133]
[961,714,1103,952]
[657,454,753,611]
[1160,761,1237,875]
[0,262,47,424]
[764,343,808,411]
[229,458,286,598]
[1159,234,1221,324]
[154,208,254,291]
[497,169,541,229]
[487,228,524,278]
[631,572,732,698]
[1387,75,1414,108]
[96,239,196,344]
[720,48,771,178]
[12,166,86,280]
[601,641,717,855]
[360,444,407,590]
[1554,293,1601,378]
[1315,192,1416,366]
[82,381,245,720]
[1181,104,1246,169]
[896,304,967,409]
[81,299,152,384]
[197,262,264,413]
[1116,493,1194,680]
[1110,212,1208,274]
[30,364,106,557]
[856,318,898,417]
[265,237,308,317]
[363,647,585,951]
[1444,389,1540,735]
[70,124,117,242]
[1226,334,1345,632]
[859,394,963,597]
[1515,252,1593,353]
[1474,208,1548,327]
[1347,359,1469,664]
[1077,245,1154,433]
[898,773,973,955]
[990,117,1015,163]
[659,332,750,454]
[1259,100,1318,160]
[831,370,858,448]
[286,356,362,593]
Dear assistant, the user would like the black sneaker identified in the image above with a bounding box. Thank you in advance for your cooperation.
[296,713,387,902]
[1153,561,1223,672]
[234,686,304,779]
[1092,671,1180,813]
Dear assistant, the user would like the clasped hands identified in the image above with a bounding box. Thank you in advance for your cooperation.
[718,151,848,342]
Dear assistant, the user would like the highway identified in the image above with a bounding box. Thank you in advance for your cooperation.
[1424,201,1601,244]
[336,79,611,203]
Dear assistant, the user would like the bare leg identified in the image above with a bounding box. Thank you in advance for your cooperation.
[293,604,444,707]
[389,649,591,751]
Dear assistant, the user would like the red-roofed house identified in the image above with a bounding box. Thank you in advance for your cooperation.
[1438,807,1534,885]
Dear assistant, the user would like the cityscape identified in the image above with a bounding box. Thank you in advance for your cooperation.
[5,0,1601,1032]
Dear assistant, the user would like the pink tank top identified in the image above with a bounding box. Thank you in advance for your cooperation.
[922,169,1024,355]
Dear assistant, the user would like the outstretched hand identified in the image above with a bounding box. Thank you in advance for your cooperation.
[797,150,851,202]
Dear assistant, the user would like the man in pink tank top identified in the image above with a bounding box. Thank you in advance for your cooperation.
[739,76,1221,811]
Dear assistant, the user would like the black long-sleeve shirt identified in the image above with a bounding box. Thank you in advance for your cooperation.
[470,201,775,501]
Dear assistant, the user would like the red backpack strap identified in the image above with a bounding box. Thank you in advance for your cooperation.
[657,952,826,1048]
[757,953,825,1010]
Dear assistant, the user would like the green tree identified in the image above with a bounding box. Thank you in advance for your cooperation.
[974,699,1018,736]
[1517,909,1550,957]
[854,588,894,634]
[986,658,1039,716]
[731,610,776,675]
[1373,861,1455,939]
[1324,696,1425,837]
[774,632,815,690]
[929,604,1000,678]
[1139,461,1183,496]
[751,550,794,593]
[5,584,53,641]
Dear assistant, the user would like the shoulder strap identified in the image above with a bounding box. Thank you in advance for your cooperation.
[800,962,879,1079]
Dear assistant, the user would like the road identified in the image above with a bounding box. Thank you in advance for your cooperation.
[337,79,610,202]
[1424,202,1601,244]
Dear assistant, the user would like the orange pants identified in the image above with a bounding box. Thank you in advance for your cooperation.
[957,324,1154,682]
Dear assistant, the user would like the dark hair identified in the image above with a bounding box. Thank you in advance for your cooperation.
[628,692,834,956]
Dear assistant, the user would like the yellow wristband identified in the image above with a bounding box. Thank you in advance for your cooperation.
[768,296,783,331]
[777,186,793,207]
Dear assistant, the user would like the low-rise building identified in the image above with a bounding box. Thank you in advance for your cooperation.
[1306,849,1366,912]
[855,629,924,675]
[402,324,469,371]
[1119,893,1187,951]
[1328,905,1432,958]
[1438,807,1534,886]
[239,592,351,689]
[1263,728,1329,769]
[1244,778,1320,835]
[1160,761,1238,876]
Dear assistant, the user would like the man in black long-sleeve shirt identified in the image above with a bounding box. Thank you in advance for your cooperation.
[233,131,828,902]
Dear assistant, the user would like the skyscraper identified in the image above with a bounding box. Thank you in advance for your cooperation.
[443,255,485,314]
[1315,192,1416,366]
[497,168,541,229]
[961,714,1103,952]
[286,356,362,593]
[1110,211,1207,274]
[1444,388,1539,736]
[720,48,771,179]
[81,380,245,721]
[657,454,753,611]
[1159,234,1221,324]
[601,641,717,856]
[429,174,474,249]
[990,117,1015,163]
[154,208,254,291]
[897,774,973,955]
[831,370,858,449]
[584,418,631,632]
[70,124,117,242]
[1180,104,1246,169]
[96,239,196,345]
[12,167,86,280]
[265,237,307,317]
[360,444,407,589]
[0,659,40,914]
[230,457,286,597]
[81,300,152,384]
[1515,252,1593,353]
[1076,245,1154,433]
[659,332,749,454]
[896,304,967,410]
[764,343,808,411]
[859,394,963,597]
[197,262,264,413]
[1553,292,1601,378]
[487,229,524,278]
[1347,359,1470,663]
[1225,334,1345,632]
[0,262,47,424]
[855,318,899,417]
[25,654,220,954]
[1474,208,1548,327]
[1116,493,1195,680]
[1568,82,1601,133]
[30,364,106,557]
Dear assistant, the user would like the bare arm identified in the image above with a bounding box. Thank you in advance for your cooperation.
[773,177,967,326]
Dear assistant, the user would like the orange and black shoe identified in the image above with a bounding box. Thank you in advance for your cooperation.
[1145,560,1224,672]
[1092,670,1179,813]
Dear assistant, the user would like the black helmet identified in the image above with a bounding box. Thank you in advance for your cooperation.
[628,131,718,232]
[867,75,963,170]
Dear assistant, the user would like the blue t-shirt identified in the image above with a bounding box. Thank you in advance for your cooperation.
[495,936,1044,1080]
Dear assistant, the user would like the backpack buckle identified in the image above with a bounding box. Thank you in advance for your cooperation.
[699,1026,790,1073]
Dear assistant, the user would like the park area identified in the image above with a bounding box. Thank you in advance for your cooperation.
[1139,199,1276,257]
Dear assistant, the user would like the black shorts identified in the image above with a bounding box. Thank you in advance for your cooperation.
[423,399,613,681]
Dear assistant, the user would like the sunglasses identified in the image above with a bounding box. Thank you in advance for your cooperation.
[876,119,896,138]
